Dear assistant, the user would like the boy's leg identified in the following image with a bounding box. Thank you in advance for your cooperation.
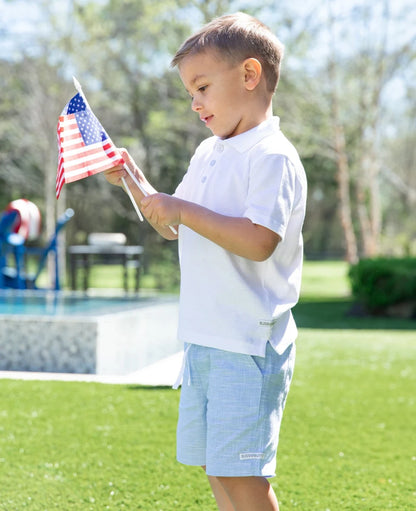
[214,476,279,511]
[204,466,278,511]
[205,472,235,511]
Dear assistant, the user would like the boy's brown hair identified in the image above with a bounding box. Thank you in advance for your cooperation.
[171,12,284,93]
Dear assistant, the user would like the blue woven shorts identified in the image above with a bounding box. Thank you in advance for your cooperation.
[176,341,295,477]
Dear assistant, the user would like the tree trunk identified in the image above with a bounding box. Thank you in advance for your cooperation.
[356,149,381,257]
[332,119,358,263]
[327,3,358,264]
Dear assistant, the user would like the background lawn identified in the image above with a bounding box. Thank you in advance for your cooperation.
[0,261,414,510]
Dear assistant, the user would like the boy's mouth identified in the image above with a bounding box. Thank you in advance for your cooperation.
[201,115,213,125]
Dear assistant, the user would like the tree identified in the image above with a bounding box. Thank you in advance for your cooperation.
[324,0,416,260]
[1,0,415,280]
[273,0,416,261]
[326,2,358,263]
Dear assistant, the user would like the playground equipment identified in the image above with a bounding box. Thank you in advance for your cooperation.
[0,200,74,290]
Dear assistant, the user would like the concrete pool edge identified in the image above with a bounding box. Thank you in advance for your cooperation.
[0,293,181,375]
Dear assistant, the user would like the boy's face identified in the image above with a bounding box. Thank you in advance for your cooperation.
[179,50,257,139]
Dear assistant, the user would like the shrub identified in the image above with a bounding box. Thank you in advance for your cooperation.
[348,257,416,316]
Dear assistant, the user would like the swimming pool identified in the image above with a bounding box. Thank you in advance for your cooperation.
[0,291,154,316]
[0,291,180,375]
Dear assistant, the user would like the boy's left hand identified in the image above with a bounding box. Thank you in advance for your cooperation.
[140,193,183,227]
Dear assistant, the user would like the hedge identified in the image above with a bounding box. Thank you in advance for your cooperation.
[348,257,416,316]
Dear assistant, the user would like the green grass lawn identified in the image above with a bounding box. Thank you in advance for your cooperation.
[0,261,415,510]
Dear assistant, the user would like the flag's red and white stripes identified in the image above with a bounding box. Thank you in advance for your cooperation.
[56,113,123,198]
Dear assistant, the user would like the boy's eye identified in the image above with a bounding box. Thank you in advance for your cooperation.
[189,85,208,101]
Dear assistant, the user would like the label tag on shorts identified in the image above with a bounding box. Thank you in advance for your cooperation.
[239,452,265,460]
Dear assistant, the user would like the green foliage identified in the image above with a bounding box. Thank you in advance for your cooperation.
[295,260,416,330]
[300,156,342,258]
[348,257,416,314]
[1,0,415,266]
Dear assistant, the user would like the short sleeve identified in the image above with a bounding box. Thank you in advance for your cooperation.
[244,154,296,240]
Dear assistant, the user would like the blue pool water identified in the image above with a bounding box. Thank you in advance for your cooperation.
[0,292,150,316]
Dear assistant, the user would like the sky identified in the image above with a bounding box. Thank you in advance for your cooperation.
[1,0,414,50]
[0,0,40,58]
[1,0,415,78]
[0,0,89,59]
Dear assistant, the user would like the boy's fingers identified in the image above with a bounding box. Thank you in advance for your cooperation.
[104,167,127,186]
[118,147,128,159]
[104,166,124,176]
[140,195,151,207]
[118,148,143,176]
[120,148,135,167]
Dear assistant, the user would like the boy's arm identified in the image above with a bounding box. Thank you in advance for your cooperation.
[105,149,280,258]
[140,193,281,261]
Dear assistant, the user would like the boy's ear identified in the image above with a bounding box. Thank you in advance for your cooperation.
[242,58,262,91]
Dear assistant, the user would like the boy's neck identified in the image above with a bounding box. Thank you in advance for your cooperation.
[242,83,274,133]
[263,101,274,122]
[224,101,273,139]
[251,103,273,130]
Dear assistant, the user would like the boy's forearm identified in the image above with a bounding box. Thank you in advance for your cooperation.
[180,201,280,261]
[139,193,279,255]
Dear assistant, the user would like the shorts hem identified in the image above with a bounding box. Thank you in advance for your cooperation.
[177,456,205,468]
[205,468,276,478]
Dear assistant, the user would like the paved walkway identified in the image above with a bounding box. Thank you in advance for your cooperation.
[0,351,184,387]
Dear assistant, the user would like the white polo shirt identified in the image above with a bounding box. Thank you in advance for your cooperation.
[174,116,307,357]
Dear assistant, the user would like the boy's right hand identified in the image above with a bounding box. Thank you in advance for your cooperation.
[104,148,144,188]
[104,164,126,187]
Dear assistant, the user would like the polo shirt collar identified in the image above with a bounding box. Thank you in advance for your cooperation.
[217,116,281,154]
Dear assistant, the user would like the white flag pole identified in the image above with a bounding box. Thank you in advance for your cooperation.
[121,177,144,221]
[72,77,177,235]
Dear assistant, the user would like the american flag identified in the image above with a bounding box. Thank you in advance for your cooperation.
[56,92,124,198]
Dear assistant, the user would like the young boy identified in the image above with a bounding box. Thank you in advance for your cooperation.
[106,12,307,511]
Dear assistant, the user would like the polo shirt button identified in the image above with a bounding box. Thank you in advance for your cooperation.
[201,176,207,183]
[217,143,224,152]
[210,160,216,166]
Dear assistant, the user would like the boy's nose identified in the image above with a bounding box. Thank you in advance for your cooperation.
[191,98,202,112]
